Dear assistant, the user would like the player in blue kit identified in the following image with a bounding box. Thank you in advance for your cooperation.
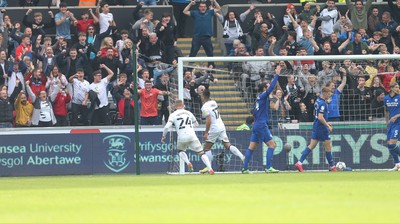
[242,66,281,174]
[384,82,400,171]
[294,86,336,172]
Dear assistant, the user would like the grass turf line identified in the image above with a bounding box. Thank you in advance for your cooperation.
[0,172,398,223]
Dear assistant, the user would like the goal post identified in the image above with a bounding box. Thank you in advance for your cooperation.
[166,54,400,174]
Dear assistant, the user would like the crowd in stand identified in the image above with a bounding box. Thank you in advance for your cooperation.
[0,0,399,128]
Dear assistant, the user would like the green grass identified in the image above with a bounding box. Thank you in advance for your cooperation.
[0,172,399,223]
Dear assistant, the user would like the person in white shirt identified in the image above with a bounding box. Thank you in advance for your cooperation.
[69,68,90,125]
[319,0,338,36]
[87,64,114,125]
[161,99,214,175]
[199,88,245,174]
[96,0,115,35]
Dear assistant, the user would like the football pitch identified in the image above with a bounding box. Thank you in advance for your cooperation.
[0,172,398,223]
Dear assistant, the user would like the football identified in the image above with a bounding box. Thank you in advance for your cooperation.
[336,162,346,171]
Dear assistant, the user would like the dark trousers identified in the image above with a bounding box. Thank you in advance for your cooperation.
[55,115,68,126]
[92,106,110,126]
[140,116,158,125]
[189,36,214,66]
[71,103,89,126]
[171,2,187,38]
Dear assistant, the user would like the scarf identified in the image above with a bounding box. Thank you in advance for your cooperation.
[223,19,243,38]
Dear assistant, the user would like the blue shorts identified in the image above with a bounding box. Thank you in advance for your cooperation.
[311,126,330,141]
[250,125,273,143]
[387,122,400,141]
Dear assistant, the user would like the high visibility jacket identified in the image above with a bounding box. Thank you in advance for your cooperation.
[299,0,316,2]
[79,0,96,6]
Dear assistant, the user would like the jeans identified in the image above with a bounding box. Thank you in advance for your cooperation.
[139,0,157,5]
[189,36,214,67]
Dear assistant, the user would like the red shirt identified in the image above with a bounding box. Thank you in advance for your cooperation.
[77,19,95,33]
[53,93,72,116]
[139,88,160,117]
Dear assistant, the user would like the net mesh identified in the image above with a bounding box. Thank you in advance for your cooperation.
[166,55,400,173]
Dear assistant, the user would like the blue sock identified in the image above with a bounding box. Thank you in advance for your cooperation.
[266,148,274,169]
[243,149,254,170]
[299,147,312,163]
[388,144,400,163]
[394,146,400,156]
[325,152,334,167]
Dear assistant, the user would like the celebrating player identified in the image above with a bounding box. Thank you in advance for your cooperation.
[294,86,336,172]
[242,66,281,174]
[384,82,400,171]
[199,88,245,174]
[161,99,214,174]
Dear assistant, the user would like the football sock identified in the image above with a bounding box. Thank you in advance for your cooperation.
[299,147,312,163]
[228,145,245,161]
[201,154,213,171]
[388,144,400,163]
[178,151,190,165]
[266,148,274,169]
[325,151,334,167]
[394,146,400,156]
[243,149,254,170]
[205,150,213,163]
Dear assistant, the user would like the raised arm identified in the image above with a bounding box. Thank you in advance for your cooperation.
[183,1,195,16]
[100,64,114,82]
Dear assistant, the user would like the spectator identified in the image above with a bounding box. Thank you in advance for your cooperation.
[14,91,33,127]
[19,0,39,7]
[236,115,254,131]
[0,88,13,128]
[139,0,156,6]
[50,84,71,126]
[132,9,154,40]
[7,62,25,97]
[34,45,58,77]
[370,88,385,119]
[387,0,400,24]
[111,72,130,100]
[15,34,32,62]
[216,5,252,55]
[96,0,116,35]
[352,76,372,121]
[55,2,77,42]
[69,69,90,126]
[141,33,164,77]
[299,102,312,122]
[75,9,98,34]
[270,88,291,128]
[318,0,338,36]
[154,73,170,124]
[114,88,135,125]
[283,3,298,30]
[339,32,369,55]
[46,66,67,97]
[317,61,337,86]
[0,50,10,86]
[153,61,176,86]
[25,68,46,97]
[23,9,55,38]
[155,12,178,64]
[138,80,168,125]
[284,74,302,121]
[368,7,380,35]
[26,82,56,127]
[345,0,373,31]
[326,67,347,121]
[57,48,87,78]
[170,0,188,38]
[298,1,320,25]
[286,7,317,43]
[183,0,221,66]
[333,10,352,36]
[88,64,115,125]
[375,12,398,35]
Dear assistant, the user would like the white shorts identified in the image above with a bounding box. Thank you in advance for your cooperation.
[177,139,203,153]
[206,130,229,144]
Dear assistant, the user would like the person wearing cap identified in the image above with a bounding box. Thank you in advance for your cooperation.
[23,9,55,37]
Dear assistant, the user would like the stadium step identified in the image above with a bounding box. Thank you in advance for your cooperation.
[175,37,250,130]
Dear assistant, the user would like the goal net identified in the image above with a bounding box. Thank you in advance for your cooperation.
[166,54,400,174]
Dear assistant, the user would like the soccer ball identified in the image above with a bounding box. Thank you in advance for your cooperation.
[336,162,346,171]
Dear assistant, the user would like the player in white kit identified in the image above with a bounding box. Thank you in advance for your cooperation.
[199,89,245,174]
[161,99,214,174]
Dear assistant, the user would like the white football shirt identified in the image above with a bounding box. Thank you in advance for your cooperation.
[167,109,199,143]
[201,100,225,133]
